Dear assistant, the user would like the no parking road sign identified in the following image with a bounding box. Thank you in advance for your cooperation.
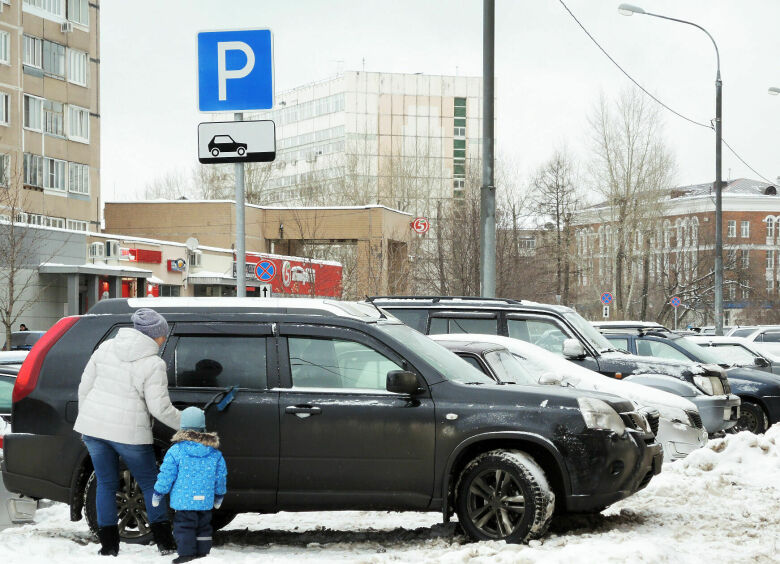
[255,260,276,282]
[600,292,613,305]
[670,296,681,308]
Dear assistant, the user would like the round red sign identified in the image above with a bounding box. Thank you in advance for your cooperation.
[411,217,430,234]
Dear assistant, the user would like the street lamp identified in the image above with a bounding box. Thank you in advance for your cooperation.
[618,4,724,335]
[770,87,780,96]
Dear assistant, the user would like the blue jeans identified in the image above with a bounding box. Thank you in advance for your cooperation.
[82,436,169,528]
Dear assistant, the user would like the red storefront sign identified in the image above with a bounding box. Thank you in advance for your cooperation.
[240,253,342,297]
[127,249,163,264]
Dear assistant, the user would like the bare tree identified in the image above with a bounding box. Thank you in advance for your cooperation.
[589,89,676,319]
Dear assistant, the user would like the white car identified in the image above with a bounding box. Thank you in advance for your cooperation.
[431,333,708,462]
[687,335,780,375]
[724,326,780,358]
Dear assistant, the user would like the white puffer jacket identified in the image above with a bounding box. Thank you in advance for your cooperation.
[74,327,181,445]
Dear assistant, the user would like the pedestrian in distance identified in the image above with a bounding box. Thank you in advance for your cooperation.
[153,406,228,563]
[18,324,28,331]
[74,308,181,556]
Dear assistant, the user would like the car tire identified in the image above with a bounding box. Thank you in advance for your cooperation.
[211,148,220,157]
[84,469,156,544]
[237,147,246,156]
[730,400,768,434]
[455,449,555,543]
[211,509,237,531]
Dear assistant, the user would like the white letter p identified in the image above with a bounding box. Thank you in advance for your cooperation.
[217,41,255,101]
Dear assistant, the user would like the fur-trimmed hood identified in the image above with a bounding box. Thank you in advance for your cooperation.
[171,429,220,449]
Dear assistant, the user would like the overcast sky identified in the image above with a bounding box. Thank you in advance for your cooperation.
[100,0,780,202]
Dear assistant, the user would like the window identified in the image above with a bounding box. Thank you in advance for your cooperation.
[67,0,88,25]
[23,0,64,19]
[507,318,570,354]
[68,162,89,194]
[23,153,43,187]
[727,220,736,238]
[728,285,736,301]
[385,309,428,333]
[43,40,66,78]
[43,99,64,136]
[0,92,8,125]
[23,35,42,68]
[635,339,690,362]
[0,154,9,187]
[429,316,498,335]
[454,126,465,138]
[0,377,14,414]
[454,97,467,117]
[24,95,42,131]
[457,354,488,374]
[741,220,750,238]
[605,337,630,351]
[68,105,89,142]
[66,219,87,231]
[175,336,267,389]
[68,49,87,86]
[768,250,775,269]
[43,157,66,191]
[767,218,775,239]
[742,287,749,299]
[727,249,737,270]
[768,278,774,292]
[0,31,9,65]
[159,285,181,297]
[288,336,402,391]
[741,250,749,269]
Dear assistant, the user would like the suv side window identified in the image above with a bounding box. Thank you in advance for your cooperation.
[288,337,403,390]
[386,309,428,333]
[507,318,570,354]
[429,317,498,335]
[605,337,630,351]
[175,336,267,389]
[456,354,488,374]
[636,339,689,362]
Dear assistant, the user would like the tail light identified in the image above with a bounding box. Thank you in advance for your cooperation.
[12,316,80,403]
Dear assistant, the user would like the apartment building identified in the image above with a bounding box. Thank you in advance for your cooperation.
[228,71,486,218]
[0,0,100,232]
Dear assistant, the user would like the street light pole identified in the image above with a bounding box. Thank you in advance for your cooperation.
[618,4,724,334]
[480,0,496,298]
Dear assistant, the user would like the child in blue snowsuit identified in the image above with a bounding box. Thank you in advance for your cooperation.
[153,407,227,563]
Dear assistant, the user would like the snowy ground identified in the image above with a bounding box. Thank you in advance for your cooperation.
[2,426,780,563]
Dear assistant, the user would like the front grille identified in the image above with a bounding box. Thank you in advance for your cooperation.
[645,411,660,436]
[721,378,731,394]
[686,409,704,429]
[621,411,651,434]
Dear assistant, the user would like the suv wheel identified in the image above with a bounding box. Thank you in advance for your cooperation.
[85,470,154,544]
[730,401,768,434]
[455,449,555,543]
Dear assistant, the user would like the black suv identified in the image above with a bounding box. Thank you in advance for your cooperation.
[2,298,661,544]
[372,296,739,434]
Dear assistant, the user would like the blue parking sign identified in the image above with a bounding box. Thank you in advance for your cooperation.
[197,29,274,112]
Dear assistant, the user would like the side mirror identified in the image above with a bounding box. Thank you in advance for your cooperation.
[386,370,420,395]
[562,338,586,359]
[539,372,564,386]
[754,357,770,368]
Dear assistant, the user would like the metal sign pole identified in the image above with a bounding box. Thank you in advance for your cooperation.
[674,305,678,331]
[480,0,496,298]
[235,111,246,297]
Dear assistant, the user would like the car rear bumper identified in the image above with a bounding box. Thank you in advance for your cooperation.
[562,429,663,513]
[690,394,740,434]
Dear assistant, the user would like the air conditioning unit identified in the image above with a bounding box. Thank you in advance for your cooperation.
[188,251,202,268]
[105,240,121,258]
[89,242,105,259]
[61,21,74,33]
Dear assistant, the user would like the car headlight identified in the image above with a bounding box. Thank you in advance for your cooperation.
[693,375,724,395]
[577,397,626,434]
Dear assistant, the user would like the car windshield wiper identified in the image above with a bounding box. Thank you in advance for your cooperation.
[463,381,487,385]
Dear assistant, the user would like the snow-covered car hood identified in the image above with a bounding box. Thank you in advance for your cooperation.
[598,350,707,377]
[431,334,696,412]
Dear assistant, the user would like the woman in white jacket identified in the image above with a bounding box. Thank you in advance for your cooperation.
[74,308,181,556]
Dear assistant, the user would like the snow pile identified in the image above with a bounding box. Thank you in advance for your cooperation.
[2,427,780,563]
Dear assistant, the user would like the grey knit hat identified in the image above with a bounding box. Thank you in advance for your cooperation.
[131,308,169,340]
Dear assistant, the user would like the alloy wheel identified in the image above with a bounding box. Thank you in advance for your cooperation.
[466,468,526,539]
[115,470,150,540]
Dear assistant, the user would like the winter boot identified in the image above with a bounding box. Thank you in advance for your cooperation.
[172,556,203,563]
[96,525,119,556]
[150,521,177,555]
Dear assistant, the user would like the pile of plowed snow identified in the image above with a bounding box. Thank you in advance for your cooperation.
[2,426,779,563]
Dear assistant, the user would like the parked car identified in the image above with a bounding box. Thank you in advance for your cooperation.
[725,326,780,358]
[594,323,780,434]
[2,332,44,351]
[372,297,739,434]
[432,334,707,462]
[687,335,780,375]
[1,298,662,545]
[0,419,37,530]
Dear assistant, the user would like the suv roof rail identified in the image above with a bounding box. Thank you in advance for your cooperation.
[367,295,524,305]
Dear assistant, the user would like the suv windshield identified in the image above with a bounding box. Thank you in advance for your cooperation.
[483,349,538,385]
[563,312,614,353]
[378,323,495,385]
[670,336,723,364]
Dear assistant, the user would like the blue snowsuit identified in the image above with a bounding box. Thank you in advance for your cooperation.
[154,429,227,557]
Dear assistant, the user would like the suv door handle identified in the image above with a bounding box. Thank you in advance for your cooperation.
[285,405,322,418]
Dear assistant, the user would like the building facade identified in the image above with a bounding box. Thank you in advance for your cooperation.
[574,179,780,325]
[0,0,100,231]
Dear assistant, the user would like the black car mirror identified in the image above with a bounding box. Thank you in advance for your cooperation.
[386,370,420,395]
[754,357,770,368]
